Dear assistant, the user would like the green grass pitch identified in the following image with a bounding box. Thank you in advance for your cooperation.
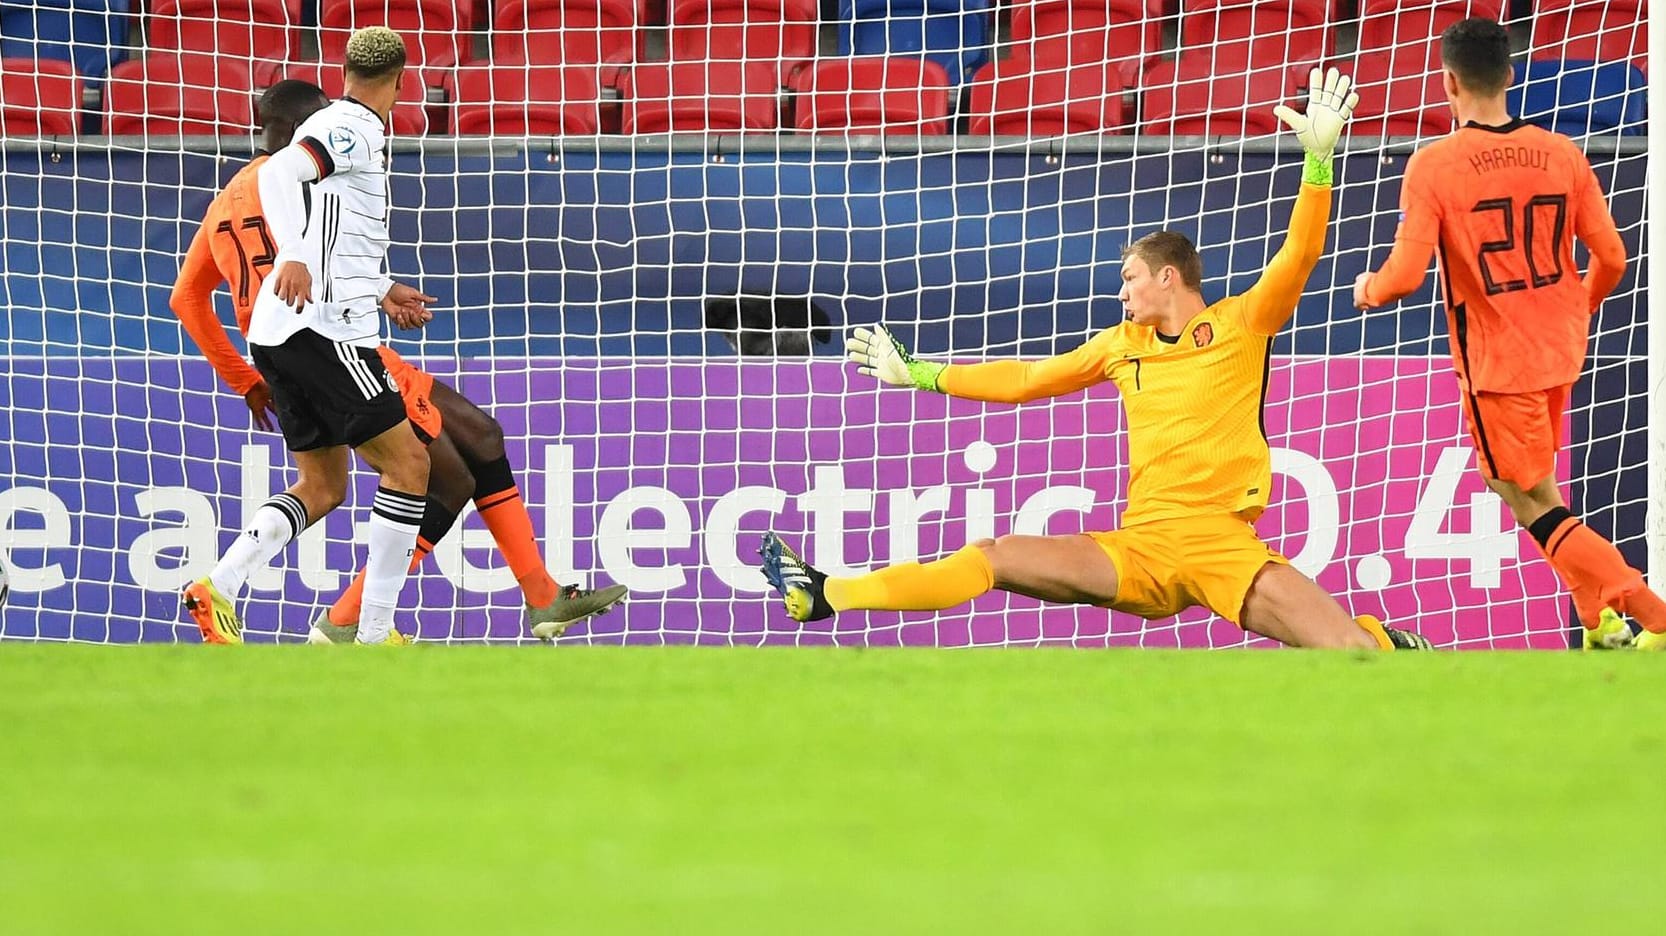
[1,646,1662,934]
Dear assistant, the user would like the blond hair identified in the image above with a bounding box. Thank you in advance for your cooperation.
[1122,231,1203,291]
[345,26,407,81]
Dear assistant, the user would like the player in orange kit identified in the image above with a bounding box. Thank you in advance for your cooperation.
[1353,18,1662,651]
[169,79,624,643]
[760,69,1430,650]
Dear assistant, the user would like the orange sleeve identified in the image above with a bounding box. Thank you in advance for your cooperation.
[1363,149,1442,307]
[169,222,264,395]
[937,329,1117,403]
[1239,182,1332,335]
[1573,160,1626,314]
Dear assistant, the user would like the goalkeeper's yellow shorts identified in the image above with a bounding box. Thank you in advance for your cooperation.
[1087,515,1288,624]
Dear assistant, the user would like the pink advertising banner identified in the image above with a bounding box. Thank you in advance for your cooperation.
[0,357,1569,646]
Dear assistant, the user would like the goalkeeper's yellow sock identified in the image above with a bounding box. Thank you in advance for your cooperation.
[1353,615,1394,650]
[824,544,995,612]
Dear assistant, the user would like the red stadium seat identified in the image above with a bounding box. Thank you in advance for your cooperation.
[1,57,81,135]
[966,57,1125,136]
[621,61,779,132]
[1140,51,1297,136]
[318,0,471,69]
[105,53,255,135]
[1357,0,1504,64]
[1009,0,1163,87]
[148,0,300,83]
[1530,0,1646,74]
[668,0,819,86]
[1346,49,1451,137]
[450,59,602,134]
[492,0,645,74]
[1178,0,1333,73]
[792,56,952,135]
[284,61,439,135]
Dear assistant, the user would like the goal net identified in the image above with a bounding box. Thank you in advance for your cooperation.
[0,0,1652,646]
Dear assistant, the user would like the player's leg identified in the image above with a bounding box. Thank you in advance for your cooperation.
[185,333,353,644]
[349,417,430,644]
[315,429,472,640]
[1237,563,1422,649]
[1470,386,1661,640]
[758,531,1118,622]
[185,446,350,644]
[313,343,432,646]
[427,379,626,636]
[1156,515,1426,650]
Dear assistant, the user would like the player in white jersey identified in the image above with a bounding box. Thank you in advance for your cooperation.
[182,27,433,645]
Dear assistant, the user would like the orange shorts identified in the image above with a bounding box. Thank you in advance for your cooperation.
[1087,514,1288,624]
[377,346,441,443]
[1460,384,1568,490]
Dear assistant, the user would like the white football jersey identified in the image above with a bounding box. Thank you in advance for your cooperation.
[248,97,392,349]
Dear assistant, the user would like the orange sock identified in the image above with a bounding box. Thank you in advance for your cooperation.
[474,478,558,609]
[824,544,995,612]
[329,536,434,626]
[1531,508,1665,633]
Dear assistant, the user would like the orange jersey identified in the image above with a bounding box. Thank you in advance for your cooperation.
[169,155,277,395]
[1364,121,1627,393]
[939,183,1332,526]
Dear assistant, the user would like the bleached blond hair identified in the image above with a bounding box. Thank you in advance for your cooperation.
[345,26,407,81]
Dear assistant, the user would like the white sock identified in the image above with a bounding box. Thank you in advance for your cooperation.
[208,493,308,597]
[357,486,424,643]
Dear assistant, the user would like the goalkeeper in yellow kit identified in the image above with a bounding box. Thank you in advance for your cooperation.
[760,69,1430,650]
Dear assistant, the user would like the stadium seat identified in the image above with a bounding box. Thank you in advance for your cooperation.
[1357,0,1505,67]
[1529,0,1646,75]
[1140,52,1295,136]
[966,57,1125,136]
[318,0,472,69]
[1345,49,1450,137]
[839,0,992,86]
[284,61,440,135]
[147,0,300,81]
[792,56,952,135]
[105,53,255,136]
[450,59,603,134]
[621,60,779,132]
[1009,0,1162,88]
[0,0,132,78]
[1178,0,1333,75]
[0,57,81,135]
[1508,59,1645,136]
[492,0,645,74]
[669,0,819,86]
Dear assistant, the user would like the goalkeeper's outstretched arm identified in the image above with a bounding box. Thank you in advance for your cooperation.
[847,324,1114,404]
[1239,66,1355,335]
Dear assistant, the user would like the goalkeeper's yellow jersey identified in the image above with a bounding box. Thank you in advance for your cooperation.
[938,182,1332,527]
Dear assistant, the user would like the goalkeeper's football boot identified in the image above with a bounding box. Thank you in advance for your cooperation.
[1582,607,1636,651]
[306,610,357,645]
[528,583,629,642]
[1383,623,1433,650]
[183,578,243,645]
[758,532,835,623]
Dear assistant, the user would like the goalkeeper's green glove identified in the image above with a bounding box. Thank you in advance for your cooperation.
[847,324,945,392]
[1272,66,1359,187]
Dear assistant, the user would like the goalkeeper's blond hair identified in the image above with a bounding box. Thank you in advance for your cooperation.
[345,26,407,81]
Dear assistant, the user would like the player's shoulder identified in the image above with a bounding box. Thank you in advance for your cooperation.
[297,99,385,149]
